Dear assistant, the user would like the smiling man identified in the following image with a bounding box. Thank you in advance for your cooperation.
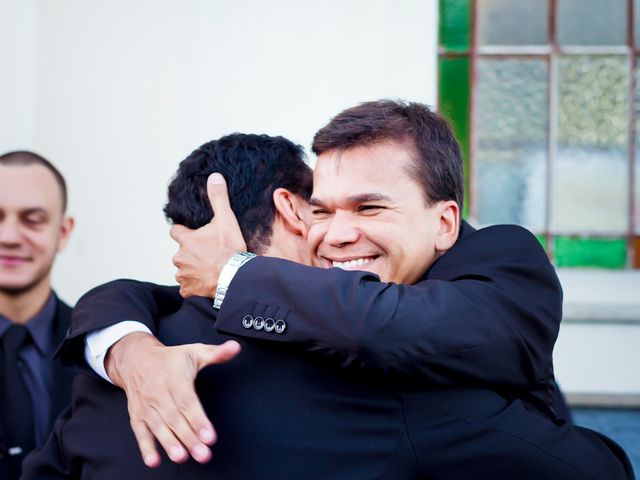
[0,151,75,480]
[57,101,633,478]
[308,141,458,283]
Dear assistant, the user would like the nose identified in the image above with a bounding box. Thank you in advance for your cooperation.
[323,211,360,247]
[0,217,22,246]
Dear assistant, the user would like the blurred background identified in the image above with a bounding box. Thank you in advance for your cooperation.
[1,0,638,465]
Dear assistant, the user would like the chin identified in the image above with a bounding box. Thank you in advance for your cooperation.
[0,284,32,295]
[0,274,40,294]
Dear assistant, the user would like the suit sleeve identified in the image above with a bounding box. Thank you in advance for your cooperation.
[56,280,182,372]
[214,225,562,388]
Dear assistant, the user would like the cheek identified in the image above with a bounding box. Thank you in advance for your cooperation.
[396,225,436,268]
[31,232,60,256]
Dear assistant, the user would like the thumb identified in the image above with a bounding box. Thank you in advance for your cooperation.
[191,340,241,370]
[169,224,191,244]
[207,173,235,223]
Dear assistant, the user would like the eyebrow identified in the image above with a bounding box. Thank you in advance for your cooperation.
[347,193,392,203]
[21,208,50,217]
[308,197,326,207]
[308,193,392,206]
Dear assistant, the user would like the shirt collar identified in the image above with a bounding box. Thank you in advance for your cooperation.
[0,293,57,355]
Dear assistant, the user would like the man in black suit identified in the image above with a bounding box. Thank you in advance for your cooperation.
[25,131,633,478]
[62,101,574,464]
[0,151,75,480]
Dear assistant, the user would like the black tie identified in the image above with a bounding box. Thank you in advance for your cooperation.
[1,324,35,479]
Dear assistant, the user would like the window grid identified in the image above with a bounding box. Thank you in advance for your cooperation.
[439,0,639,268]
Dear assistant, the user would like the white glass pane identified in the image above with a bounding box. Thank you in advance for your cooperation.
[635,56,640,233]
[635,0,640,47]
[553,55,629,233]
[477,0,548,46]
[558,0,627,46]
[474,58,548,231]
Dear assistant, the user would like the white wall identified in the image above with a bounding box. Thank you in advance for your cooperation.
[553,269,640,395]
[554,323,640,394]
[0,0,37,149]
[1,0,438,303]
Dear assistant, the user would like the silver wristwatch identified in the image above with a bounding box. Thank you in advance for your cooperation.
[213,252,257,309]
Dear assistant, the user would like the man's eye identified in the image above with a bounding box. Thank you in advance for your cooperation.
[312,209,330,215]
[24,215,47,225]
[359,205,384,212]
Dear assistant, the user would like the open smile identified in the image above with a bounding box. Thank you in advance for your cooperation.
[328,255,379,270]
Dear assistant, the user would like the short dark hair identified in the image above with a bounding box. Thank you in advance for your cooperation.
[312,99,464,213]
[0,150,68,212]
[164,133,312,254]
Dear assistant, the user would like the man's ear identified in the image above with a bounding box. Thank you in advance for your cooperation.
[57,215,75,253]
[434,201,459,253]
[272,188,308,238]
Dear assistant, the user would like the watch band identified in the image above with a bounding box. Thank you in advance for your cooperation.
[213,252,257,309]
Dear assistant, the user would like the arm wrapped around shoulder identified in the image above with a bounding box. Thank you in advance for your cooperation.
[56,279,182,372]
[214,224,561,391]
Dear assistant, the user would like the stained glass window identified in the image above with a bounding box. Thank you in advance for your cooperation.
[439,0,638,269]
[475,58,548,230]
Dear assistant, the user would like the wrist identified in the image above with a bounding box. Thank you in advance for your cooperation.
[105,332,160,388]
[214,251,256,309]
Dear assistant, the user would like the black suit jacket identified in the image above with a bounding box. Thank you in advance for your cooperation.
[60,222,562,418]
[23,298,634,479]
[41,222,635,478]
[0,295,74,479]
[48,297,75,431]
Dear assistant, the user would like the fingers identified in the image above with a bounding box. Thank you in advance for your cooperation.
[152,341,240,460]
[170,384,217,449]
[129,380,214,466]
[185,341,241,372]
[207,173,235,222]
[215,340,242,361]
[139,407,189,464]
[155,396,211,463]
[130,419,162,468]
[119,341,226,467]
[129,398,190,467]
[192,341,242,369]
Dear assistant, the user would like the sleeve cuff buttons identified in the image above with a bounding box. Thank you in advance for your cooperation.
[240,315,286,334]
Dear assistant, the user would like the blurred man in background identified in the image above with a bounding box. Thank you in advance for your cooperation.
[0,151,75,480]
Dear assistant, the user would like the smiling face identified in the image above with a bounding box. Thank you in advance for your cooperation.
[0,164,74,294]
[308,142,459,284]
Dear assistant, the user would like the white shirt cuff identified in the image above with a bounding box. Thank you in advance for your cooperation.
[84,321,152,383]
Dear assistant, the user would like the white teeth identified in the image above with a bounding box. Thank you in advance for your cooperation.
[331,257,374,269]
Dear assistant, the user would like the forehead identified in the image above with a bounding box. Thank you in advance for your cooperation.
[312,142,421,197]
[0,164,64,213]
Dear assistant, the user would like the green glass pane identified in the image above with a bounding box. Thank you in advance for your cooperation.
[554,237,627,268]
[439,56,470,217]
[440,0,470,52]
[536,235,548,250]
